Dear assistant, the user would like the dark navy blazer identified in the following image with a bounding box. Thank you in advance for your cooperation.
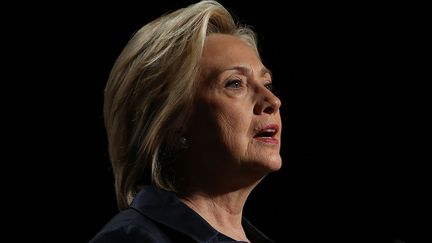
[89,186,274,242]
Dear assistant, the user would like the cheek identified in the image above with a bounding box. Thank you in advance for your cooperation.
[193,92,253,151]
[216,107,251,147]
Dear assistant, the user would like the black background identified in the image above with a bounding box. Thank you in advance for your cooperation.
[12,1,429,242]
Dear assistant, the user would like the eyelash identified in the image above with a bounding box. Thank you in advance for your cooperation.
[224,79,274,92]
[225,79,243,89]
[265,82,273,92]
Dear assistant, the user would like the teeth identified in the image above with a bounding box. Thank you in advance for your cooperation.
[254,127,277,138]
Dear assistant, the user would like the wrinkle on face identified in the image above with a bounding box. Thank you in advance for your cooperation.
[184,33,282,184]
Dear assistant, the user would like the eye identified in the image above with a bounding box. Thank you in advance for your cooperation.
[265,82,273,92]
[225,79,242,89]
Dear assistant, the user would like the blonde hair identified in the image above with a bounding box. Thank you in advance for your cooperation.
[104,0,259,210]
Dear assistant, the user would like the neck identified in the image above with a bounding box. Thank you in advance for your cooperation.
[180,186,255,242]
[178,154,269,241]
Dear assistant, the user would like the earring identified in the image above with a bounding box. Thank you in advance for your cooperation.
[179,137,190,149]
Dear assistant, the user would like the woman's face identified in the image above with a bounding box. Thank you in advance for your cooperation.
[185,34,282,181]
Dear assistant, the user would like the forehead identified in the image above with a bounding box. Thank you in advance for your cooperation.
[199,34,262,76]
[202,33,256,56]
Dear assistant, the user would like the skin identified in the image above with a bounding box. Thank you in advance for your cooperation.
[180,33,282,242]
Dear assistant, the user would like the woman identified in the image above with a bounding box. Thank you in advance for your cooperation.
[90,0,282,242]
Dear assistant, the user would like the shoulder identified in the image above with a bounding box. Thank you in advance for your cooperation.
[89,208,172,243]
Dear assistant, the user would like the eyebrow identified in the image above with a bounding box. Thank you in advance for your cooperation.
[221,65,272,79]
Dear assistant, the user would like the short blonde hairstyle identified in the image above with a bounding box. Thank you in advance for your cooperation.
[104,0,259,210]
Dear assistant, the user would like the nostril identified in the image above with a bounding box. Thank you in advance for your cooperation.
[254,91,281,115]
[263,106,275,114]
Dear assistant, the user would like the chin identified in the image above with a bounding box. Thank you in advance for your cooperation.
[249,155,282,173]
[267,157,282,172]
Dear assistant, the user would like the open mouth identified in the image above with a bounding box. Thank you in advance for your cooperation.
[253,124,279,144]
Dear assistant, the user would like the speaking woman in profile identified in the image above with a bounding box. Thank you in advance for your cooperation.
[90,0,282,242]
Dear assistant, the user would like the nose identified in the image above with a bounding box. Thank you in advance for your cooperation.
[253,86,281,115]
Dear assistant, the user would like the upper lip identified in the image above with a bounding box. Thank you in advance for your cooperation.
[253,124,280,138]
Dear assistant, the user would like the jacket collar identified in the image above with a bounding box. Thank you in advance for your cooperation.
[130,185,273,243]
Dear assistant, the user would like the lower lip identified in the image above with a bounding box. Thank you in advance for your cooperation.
[254,137,279,144]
